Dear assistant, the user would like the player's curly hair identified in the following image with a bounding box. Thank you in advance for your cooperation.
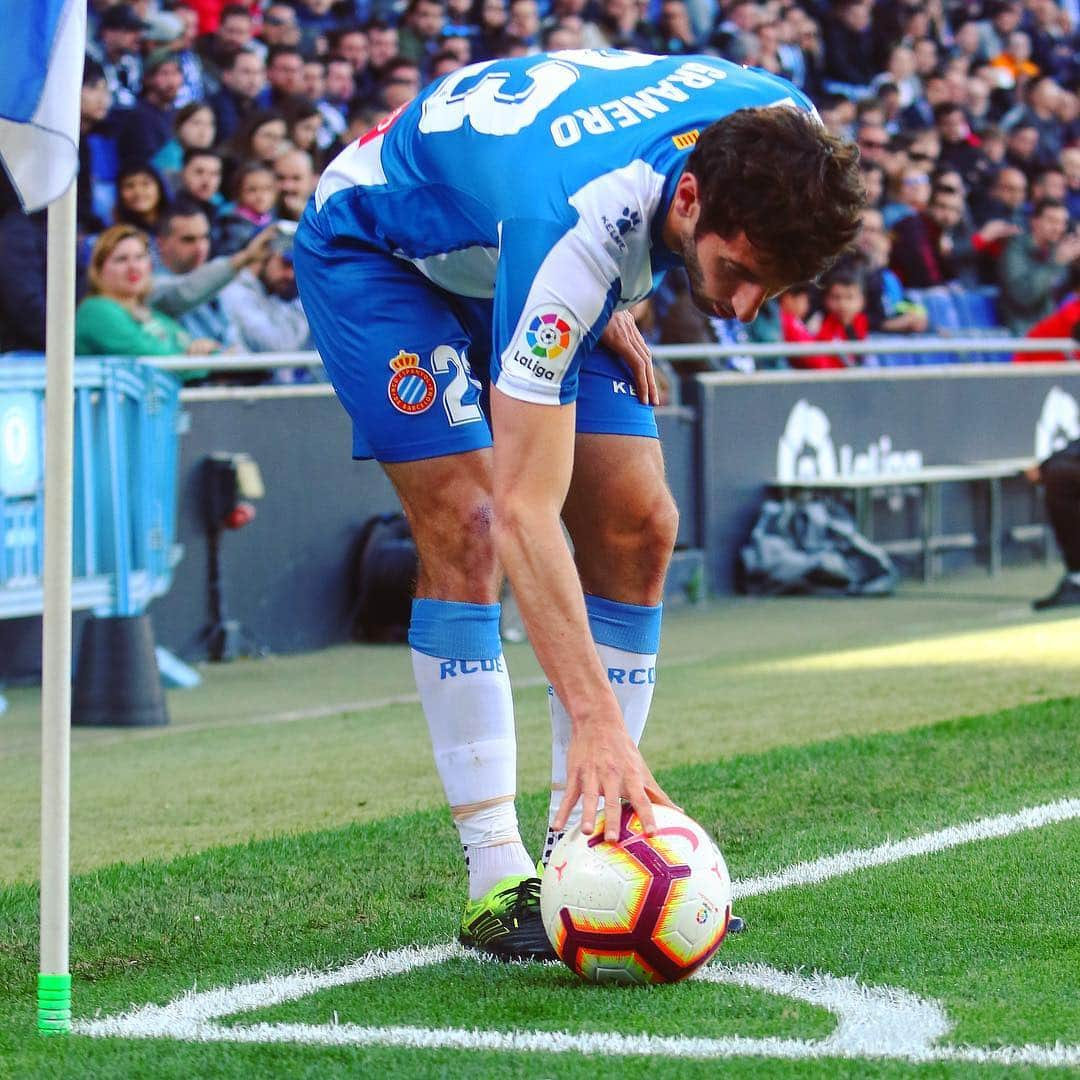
[686,107,864,285]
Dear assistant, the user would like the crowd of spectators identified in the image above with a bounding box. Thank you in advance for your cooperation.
[0,0,1077,382]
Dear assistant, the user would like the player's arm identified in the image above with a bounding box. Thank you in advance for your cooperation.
[489,387,671,840]
[490,216,673,838]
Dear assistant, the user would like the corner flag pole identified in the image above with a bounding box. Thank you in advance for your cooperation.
[38,177,78,1034]
[0,0,87,1035]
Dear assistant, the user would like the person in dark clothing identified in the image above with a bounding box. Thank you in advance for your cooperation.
[114,163,171,235]
[256,46,307,110]
[0,211,48,351]
[208,47,266,145]
[934,103,994,195]
[889,190,953,287]
[196,2,260,82]
[1028,438,1080,610]
[821,0,878,91]
[971,165,1028,228]
[177,148,225,224]
[116,50,184,166]
[79,57,113,235]
[899,70,950,130]
[88,2,145,109]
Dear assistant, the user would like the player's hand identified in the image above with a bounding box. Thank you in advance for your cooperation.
[599,310,658,406]
[554,713,678,841]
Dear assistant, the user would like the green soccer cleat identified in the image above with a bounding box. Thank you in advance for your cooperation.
[459,874,557,961]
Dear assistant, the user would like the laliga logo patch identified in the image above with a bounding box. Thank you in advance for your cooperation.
[506,305,578,384]
[387,350,436,415]
[526,311,574,361]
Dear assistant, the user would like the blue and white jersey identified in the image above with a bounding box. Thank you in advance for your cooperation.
[312,50,815,406]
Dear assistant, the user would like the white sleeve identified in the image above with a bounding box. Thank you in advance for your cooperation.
[493,161,666,406]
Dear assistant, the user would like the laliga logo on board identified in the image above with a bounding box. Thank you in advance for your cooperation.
[776,399,923,482]
[776,400,837,481]
[1034,387,1080,460]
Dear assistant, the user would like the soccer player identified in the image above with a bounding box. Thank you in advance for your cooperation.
[295,50,862,959]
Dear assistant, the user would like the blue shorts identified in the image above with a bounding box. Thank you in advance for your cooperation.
[294,208,657,463]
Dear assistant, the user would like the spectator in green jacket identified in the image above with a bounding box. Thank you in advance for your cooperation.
[998,199,1080,334]
[75,224,217,381]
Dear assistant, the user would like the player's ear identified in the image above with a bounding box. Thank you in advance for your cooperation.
[672,171,699,222]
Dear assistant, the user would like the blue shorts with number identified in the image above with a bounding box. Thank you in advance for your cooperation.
[294,208,657,463]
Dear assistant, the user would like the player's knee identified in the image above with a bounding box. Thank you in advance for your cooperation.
[649,492,680,554]
[623,490,679,564]
[593,488,678,578]
[636,492,679,580]
[416,498,499,599]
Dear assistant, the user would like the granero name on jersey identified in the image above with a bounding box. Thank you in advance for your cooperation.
[548,61,729,148]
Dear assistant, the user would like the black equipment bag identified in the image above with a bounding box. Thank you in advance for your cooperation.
[350,513,418,642]
[739,498,899,597]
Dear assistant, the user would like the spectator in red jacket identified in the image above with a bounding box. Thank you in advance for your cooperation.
[1013,293,1080,362]
[779,285,815,346]
[812,265,869,366]
[786,267,869,370]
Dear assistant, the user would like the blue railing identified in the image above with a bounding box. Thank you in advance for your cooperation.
[0,356,181,626]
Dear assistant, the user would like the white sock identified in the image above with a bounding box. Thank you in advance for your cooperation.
[463,827,537,899]
[543,594,661,866]
[409,598,534,899]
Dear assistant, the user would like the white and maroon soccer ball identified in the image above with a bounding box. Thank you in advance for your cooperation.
[540,803,733,985]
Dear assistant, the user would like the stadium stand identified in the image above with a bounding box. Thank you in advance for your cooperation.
[0,0,1076,369]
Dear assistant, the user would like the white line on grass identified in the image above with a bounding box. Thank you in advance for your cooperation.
[733,796,1080,899]
[75,797,1080,1068]
[78,944,462,1041]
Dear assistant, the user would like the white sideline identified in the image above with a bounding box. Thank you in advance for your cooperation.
[732,796,1080,900]
[75,797,1080,1068]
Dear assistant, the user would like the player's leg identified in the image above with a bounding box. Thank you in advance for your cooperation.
[383,453,551,958]
[294,226,550,958]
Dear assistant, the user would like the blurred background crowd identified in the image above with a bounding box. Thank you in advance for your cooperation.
[0,0,1077,386]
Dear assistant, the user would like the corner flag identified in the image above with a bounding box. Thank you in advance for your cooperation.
[0,0,86,212]
[0,0,87,1038]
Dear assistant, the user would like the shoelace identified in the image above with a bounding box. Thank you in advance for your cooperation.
[495,877,542,914]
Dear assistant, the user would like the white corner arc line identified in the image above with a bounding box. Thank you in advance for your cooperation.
[74,797,1080,1069]
[732,797,1080,900]
[77,944,465,1040]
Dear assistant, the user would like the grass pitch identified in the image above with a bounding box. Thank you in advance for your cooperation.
[3,564,1080,881]
[1,567,1078,1077]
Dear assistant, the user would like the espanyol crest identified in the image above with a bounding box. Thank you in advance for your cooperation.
[387,350,437,415]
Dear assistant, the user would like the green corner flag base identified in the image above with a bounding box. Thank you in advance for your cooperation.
[38,973,71,1035]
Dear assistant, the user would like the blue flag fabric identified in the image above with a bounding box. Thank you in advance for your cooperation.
[0,0,86,212]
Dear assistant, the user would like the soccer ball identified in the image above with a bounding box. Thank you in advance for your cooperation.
[540,803,732,985]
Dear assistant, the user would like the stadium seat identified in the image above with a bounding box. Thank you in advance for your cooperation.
[869,333,919,367]
[909,287,961,363]
[947,285,1012,363]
